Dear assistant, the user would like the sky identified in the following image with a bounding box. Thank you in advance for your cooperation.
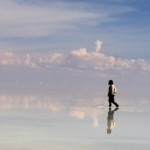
[0,0,150,102]
[0,0,150,57]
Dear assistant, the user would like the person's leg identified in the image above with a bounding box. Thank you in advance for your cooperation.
[112,96,119,107]
[108,96,112,107]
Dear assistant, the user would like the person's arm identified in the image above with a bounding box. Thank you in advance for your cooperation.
[108,85,112,96]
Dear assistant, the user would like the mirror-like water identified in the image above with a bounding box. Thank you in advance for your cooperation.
[0,94,149,150]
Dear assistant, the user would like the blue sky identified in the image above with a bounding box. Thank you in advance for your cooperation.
[0,0,150,59]
[0,0,150,101]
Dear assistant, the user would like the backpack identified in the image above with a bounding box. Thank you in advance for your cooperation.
[114,86,117,94]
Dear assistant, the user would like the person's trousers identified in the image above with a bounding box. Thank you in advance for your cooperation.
[108,95,119,107]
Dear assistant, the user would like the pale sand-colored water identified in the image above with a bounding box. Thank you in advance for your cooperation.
[0,94,149,150]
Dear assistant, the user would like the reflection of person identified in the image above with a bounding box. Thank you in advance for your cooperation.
[107,107,119,134]
[108,80,119,108]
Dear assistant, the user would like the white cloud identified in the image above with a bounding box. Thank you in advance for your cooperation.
[0,40,150,72]
[95,40,103,53]
[23,54,38,68]
[0,52,37,68]
[67,47,116,70]
[0,52,21,66]
[0,0,136,38]
[0,0,97,38]
[40,53,64,65]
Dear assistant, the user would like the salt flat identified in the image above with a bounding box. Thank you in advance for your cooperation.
[0,94,149,150]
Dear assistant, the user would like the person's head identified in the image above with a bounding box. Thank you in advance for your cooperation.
[107,128,112,134]
[108,80,113,85]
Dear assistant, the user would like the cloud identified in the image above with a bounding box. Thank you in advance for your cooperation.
[0,0,97,38]
[0,40,150,72]
[67,47,116,70]
[63,43,150,71]
[0,0,136,38]
[95,40,103,53]
[0,52,37,68]
[23,54,38,68]
[39,53,64,65]
[0,52,21,66]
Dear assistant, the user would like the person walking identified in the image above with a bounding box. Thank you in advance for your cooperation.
[108,80,119,108]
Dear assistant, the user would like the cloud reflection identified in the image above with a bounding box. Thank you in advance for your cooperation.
[0,95,63,112]
[0,94,105,128]
[69,109,104,128]
[0,94,149,129]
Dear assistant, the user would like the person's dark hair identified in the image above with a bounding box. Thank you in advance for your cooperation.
[108,80,113,85]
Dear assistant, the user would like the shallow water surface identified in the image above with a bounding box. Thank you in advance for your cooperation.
[0,94,149,150]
